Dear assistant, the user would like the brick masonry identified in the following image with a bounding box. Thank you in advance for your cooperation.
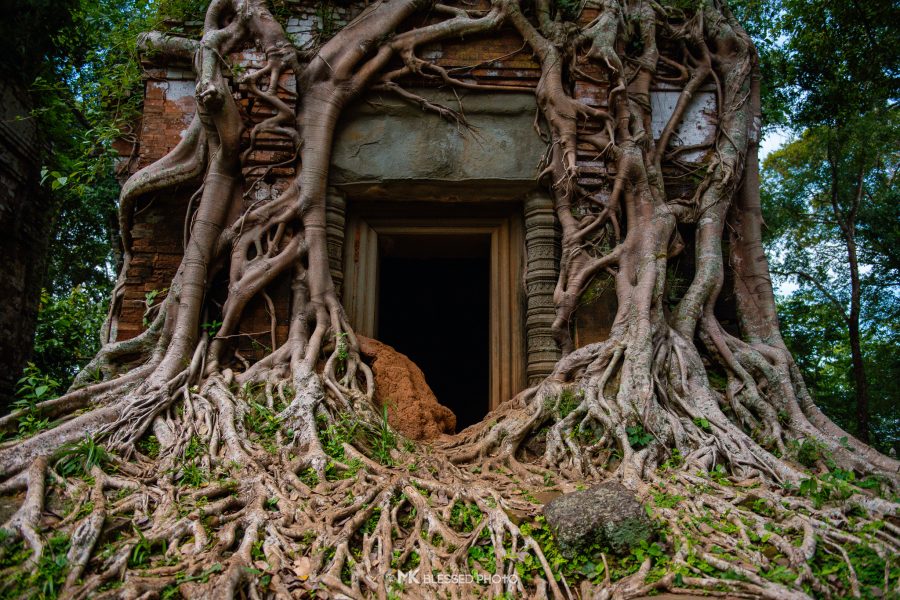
[118,1,728,365]
[0,80,55,409]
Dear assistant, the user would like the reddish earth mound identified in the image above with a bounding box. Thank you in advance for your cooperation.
[358,336,456,440]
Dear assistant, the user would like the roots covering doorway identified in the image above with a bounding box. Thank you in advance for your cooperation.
[378,235,490,429]
[342,204,526,425]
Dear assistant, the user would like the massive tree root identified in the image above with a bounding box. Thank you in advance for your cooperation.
[0,0,897,598]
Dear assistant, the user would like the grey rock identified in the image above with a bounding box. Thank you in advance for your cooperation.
[542,481,652,557]
[330,88,547,190]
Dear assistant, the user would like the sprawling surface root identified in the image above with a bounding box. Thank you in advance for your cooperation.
[1,0,898,598]
[1,375,896,599]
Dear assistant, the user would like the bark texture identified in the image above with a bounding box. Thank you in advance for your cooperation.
[0,1,897,598]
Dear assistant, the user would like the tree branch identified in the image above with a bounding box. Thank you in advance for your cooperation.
[777,269,850,324]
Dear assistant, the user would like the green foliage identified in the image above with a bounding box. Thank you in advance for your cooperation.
[773,0,898,125]
[653,491,683,509]
[155,0,210,22]
[0,533,71,599]
[32,287,108,385]
[143,288,167,326]
[75,500,96,520]
[54,434,111,479]
[796,471,856,509]
[159,562,224,597]
[201,320,223,338]
[12,364,60,438]
[137,434,161,458]
[658,448,683,471]
[361,508,382,535]
[178,462,208,487]
[664,262,688,308]
[15,2,174,390]
[367,405,397,466]
[315,1,340,38]
[520,516,668,585]
[174,435,209,486]
[16,363,61,408]
[318,413,356,460]
[335,332,349,367]
[42,171,119,296]
[244,396,286,454]
[183,435,206,460]
[578,275,614,307]
[315,407,396,470]
[315,413,365,479]
[759,0,900,452]
[250,540,266,562]
[549,0,581,23]
[449,501,483,533]
[14,0,228,395]
[693,417,711,432]
[626,425,655,449]
[129,528,167,568]
[299,467,319,487]
[0,531,31,570]
[809,540,899,598]
[791,437,825,468]
[467,543,495,574]
[545,388,580,419]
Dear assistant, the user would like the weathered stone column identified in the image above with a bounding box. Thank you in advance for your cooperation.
[325,188,347,298]
[523,191,561,385]
[0,80,54,412]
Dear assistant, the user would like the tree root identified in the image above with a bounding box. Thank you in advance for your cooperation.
[1,0,898,598]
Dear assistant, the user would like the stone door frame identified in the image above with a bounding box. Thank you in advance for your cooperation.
[342,212,525,411]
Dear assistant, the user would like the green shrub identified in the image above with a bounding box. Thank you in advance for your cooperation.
[54,434,110,479]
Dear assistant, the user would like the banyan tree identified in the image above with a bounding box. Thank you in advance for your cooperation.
[0,0,896,598]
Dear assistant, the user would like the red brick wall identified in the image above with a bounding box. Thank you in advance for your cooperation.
[117,3,720,350]
[115,69,197,342]
[116,3,551,346]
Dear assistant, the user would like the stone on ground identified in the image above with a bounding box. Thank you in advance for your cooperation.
[543,480,652,557]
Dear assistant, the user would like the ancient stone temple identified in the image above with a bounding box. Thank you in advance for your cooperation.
[114,1,719,430]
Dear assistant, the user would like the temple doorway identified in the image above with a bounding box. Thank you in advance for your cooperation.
[377,234,490,429]
[342,203,526,421]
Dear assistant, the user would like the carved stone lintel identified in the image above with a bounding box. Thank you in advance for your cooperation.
[524,191,561,385]
[325,188,347,297]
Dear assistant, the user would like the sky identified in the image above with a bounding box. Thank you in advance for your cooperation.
[760,127,790,161]
[758,127,799,295]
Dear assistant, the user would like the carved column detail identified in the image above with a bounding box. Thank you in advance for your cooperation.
[325,188,347,298]
[523,191,561,385]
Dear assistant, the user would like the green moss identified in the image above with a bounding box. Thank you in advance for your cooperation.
[653,491,683,508]
[137,434,160,458]
[544,388,581,420]
[578,275,614,307]
[792,437,825,467]
[449,501,483,533]
[521,516,669,585]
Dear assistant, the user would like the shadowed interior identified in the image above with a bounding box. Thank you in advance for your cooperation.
[377,234,490,431]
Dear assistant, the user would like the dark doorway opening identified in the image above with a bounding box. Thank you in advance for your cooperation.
[377,234,490,431]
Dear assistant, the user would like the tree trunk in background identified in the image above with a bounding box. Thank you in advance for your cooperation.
[847,233,870,442]
[829,156,870,443]
[0,79,53,412]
